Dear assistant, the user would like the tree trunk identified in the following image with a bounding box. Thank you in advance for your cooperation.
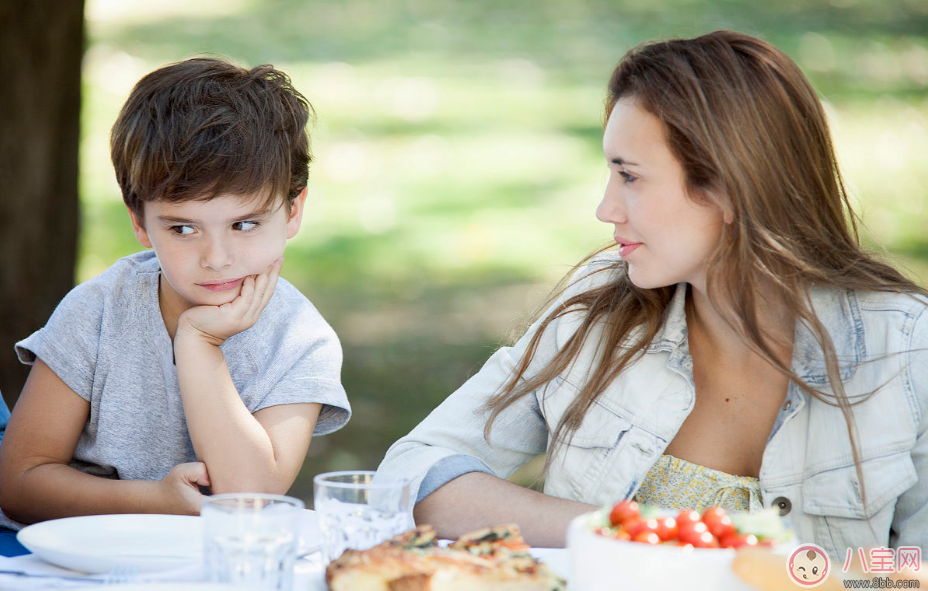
[0,0,84,408]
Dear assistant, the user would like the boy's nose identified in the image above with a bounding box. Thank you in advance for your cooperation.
[200,239,233,270]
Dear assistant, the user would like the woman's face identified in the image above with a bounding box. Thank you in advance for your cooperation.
[597,97,726,291]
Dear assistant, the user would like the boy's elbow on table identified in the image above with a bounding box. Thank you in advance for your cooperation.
[0,491,30,526]
[207,471,293,496]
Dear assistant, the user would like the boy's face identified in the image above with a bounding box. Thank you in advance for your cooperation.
[129,190,307,314]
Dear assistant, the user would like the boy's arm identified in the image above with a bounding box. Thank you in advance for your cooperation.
[173,258,321,494]
[0,359,209,523]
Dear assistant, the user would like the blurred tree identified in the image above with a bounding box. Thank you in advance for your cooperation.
[0,0,84,407]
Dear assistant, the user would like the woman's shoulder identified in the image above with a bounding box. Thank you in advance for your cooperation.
[849,288,928,345]
[562,250,623,299]
[852,287,928,315]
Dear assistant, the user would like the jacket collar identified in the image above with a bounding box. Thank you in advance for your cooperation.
[647,283,864,386]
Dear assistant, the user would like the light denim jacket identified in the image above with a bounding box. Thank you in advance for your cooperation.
[378,253,928,554]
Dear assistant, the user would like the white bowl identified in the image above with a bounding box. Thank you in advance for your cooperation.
[566,512,757,591]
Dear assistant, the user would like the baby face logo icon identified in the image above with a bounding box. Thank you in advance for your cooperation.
[787,544,831,587]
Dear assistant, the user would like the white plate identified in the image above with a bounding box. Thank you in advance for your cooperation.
[80,585,257,591]
[17,510,321,575]
[531,547,569,581]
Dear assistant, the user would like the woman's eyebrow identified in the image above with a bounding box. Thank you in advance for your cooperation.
[610,157,640,167]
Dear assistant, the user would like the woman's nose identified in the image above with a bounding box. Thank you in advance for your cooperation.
[596,180,627,224]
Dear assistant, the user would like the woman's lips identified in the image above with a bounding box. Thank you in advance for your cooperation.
[614,235,642,258]
[198,277,244,292]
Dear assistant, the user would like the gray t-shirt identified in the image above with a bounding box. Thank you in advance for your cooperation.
[2,251,350,530]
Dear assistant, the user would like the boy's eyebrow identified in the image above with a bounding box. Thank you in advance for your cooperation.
[229,209,271,222]
[156,215,194,225]
[156,210,271,225]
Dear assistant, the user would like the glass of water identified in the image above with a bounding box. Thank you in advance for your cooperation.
[201,493,304,591]
[313,471,414,563]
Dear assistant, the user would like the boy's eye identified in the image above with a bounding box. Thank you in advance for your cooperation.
[170,225,195,235]
[233,221,259,231]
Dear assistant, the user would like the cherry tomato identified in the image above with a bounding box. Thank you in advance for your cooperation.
[594,526,613,537]
[677,518,707,535]
[613,529,632,541]
[625,518,660,538]
[632,531,661,545]
[702,507,726,517]
[720,533,759,549]
[677,520,709,545]
[654,516,679,541]
[707,514,735,539]
[676,509,701,527]
[689,530,719,549]
[701,507,736,539]
[609,500,640,527]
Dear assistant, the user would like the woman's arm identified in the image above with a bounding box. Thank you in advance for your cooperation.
[378,258,619,545]
[890,306,928,548]
[378,314,586,547]
[415,472,597,547]
[0,359,208,524]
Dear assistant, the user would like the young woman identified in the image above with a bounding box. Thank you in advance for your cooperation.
[377,31,928,554]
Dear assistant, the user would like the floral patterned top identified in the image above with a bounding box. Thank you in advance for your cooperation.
[634,454,764,513]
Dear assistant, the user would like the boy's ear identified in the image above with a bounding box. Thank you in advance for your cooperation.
[286,187,309,239]
[128,207,153,248]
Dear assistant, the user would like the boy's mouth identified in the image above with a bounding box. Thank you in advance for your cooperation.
[198,277,244,292]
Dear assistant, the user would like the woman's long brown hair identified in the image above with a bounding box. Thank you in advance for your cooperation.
[483,31,927,506]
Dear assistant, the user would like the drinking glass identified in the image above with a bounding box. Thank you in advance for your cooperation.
[313,471,414,563]
[201,493,304,591]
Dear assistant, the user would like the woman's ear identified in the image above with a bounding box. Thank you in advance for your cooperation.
[711,190,735,224]
[723,206,734,225]
[286,187,309,239]
[128,207,153,248]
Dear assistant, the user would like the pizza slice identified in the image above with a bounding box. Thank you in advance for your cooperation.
[325,524,566,591]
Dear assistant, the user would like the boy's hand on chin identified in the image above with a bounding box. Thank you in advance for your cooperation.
[175,258,283,346]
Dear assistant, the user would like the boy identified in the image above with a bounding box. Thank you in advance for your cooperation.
[0,58,350,544]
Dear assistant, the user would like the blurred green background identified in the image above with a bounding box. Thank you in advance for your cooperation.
[79,0,928,503]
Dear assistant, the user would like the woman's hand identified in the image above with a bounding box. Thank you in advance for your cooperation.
[156,462,211,515]
[176,258,283,346]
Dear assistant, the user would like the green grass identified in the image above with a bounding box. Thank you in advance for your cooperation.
[79,0,928,502]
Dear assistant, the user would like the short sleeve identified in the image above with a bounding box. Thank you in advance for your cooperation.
[15,281,105,401]
[239,280,350,436]
[255,324,350,435]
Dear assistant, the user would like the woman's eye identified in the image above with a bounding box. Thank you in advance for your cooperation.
[233,221,259,231]
[619,170,637,184]
[170,225,195,235]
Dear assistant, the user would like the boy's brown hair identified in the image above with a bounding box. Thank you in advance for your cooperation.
[111,57,312,222]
